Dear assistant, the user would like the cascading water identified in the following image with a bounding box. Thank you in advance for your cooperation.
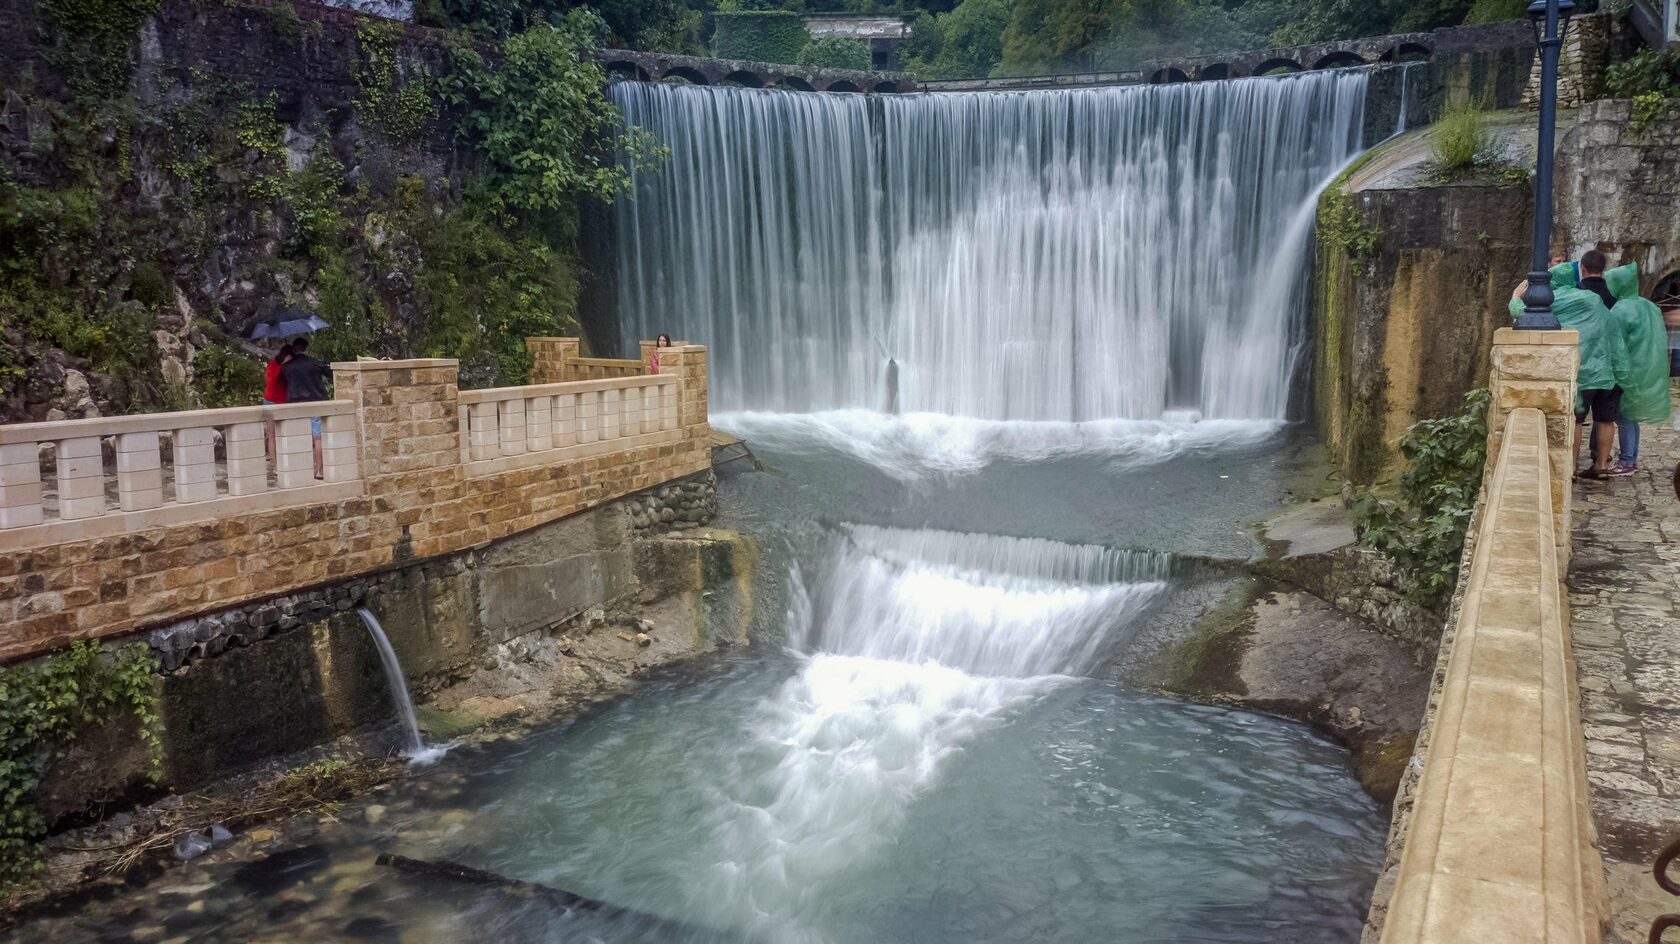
[611,73,1368,422]
[356,607,442,763]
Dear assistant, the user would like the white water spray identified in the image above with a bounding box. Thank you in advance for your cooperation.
[356,607,443,764]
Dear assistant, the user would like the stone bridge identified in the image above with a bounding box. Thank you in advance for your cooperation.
[1139,20,1530,83]
[595,48,916,94]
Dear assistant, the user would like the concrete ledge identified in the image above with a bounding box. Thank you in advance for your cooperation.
[1380,408,1606,944]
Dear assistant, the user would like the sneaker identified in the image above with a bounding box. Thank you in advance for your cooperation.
[1609,463,1637,477]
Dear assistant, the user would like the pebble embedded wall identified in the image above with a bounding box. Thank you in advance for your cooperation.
[0,345,712,662]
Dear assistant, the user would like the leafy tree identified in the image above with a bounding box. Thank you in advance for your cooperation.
[798,36,873,69]
[440,12,665,215]
[916,0,1012,78]
[901,10,944,66]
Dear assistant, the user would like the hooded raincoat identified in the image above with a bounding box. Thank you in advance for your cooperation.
[1607,262,1672,424]
[1509,262,1622,392]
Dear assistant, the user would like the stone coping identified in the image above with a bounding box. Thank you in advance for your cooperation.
[0,400,356,445]
[458,375,675,404]
[0,480,364,553]
[1380,407,1606,943]
[462,428,682,479]
[1493,327,1581,346]
[329,358,458,371]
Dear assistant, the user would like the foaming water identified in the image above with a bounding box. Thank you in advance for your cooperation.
[611,74,1368,420]
[715,409,1285,479]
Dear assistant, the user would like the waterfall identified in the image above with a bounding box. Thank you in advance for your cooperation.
[356,607,441,763]
[610,72,1369,421]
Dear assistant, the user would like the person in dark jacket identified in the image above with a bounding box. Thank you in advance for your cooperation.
[279,338,333,478]
[1578,249,1617,310]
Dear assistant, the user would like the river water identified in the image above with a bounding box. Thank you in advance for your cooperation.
[13,73,1390,943]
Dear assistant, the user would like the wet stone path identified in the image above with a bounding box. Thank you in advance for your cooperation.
[1567,403,1680,944]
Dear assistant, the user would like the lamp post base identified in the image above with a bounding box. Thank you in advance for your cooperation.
[1513,310,1563,330]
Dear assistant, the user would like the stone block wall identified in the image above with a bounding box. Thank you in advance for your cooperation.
[1556,98,1680,293]
[1523,13,1611,109]
[0,345,712,662]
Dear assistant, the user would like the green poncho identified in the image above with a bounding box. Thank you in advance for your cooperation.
[1607,262,1672,423]
[1508,262,1622,392]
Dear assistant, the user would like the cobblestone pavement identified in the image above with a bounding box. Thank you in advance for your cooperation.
[1568,407,1680,944]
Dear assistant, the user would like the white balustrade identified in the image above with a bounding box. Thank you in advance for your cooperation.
[456,375,683,478]
[0,401,362,541]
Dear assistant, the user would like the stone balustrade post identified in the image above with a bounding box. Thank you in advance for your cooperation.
[652,344,710,435]
[331,359,466,561]
[527,337,581,384]
[1486,327,1577,567]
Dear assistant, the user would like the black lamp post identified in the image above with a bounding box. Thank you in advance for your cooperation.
[1515,0,1576,330]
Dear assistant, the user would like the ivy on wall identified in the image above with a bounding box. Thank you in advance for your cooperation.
[710,10,810,64]
[0,642,161,885]
[797,36,871,70]
[355,20,439,142]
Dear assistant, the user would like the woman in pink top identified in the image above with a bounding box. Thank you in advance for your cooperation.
[651,333,672,374]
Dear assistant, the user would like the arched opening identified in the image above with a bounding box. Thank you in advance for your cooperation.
[605,61,650,83]
[778,76,816,91]
[1254,58,1304,76]
[826,80,862,93]
[722,70,765,88]
[1312,51,1367,70]
[1148,67,1190,84]
[873,80,900,94]
[1197,63,1231,81]
[1391,42,1431,63]
[1658,270,1680,375]
[660,66,709,86]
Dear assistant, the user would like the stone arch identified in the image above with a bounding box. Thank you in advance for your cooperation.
[778,76,816,91]
[825,79,862,93]
[605,60,651,82]
[1383,42,1432,63]
[1196,63,1232,81]
[722,70,765,88]
[1254,57,1304,76]
[1654,269,1680,310]
[1148,66,1191,84]
[873,80,900,93]
[1313,50,1367,70]
[660,66,710,85]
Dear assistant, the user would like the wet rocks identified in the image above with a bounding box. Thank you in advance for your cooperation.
[626,471,718,533]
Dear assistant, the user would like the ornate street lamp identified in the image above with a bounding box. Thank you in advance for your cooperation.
[1515,0,1576,330]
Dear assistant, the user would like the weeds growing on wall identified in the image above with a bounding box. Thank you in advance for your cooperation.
[1424,102,1530,186]
[0,642,161,886]
[1351,388,1491,606]
[355,21,439,142]
[1317,187,1379,260]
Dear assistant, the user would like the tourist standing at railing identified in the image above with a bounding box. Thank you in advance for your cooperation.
[1606,262,1671,476]
[279,338,332,479]
[651,333,672,374]
[1511,260,1625,479]
[263,343,294,461]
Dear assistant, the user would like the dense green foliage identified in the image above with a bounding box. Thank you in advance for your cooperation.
[710,9,813,62]
[1605,46,1680,99]
[0,643,160,885]
[798,36,873,69]
[1352,389,1491,606]
[1317,187,1379,260]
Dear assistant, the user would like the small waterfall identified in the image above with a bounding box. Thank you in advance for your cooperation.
[1394,61,1420,135]
[356,607,438,762]
[610,72,1369,421]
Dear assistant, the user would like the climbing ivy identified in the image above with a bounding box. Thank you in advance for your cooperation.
[355,20,439,143]
[1351,388,1491,606]
[41,0,162,95]
[1317,187,1379,261]
[0,642,161,886]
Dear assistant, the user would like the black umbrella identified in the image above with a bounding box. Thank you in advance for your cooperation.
[243,308,329,340]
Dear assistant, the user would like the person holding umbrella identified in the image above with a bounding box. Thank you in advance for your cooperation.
[246,307,332,478]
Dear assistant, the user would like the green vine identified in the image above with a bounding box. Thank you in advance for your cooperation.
[0,642,161,885]
[355,20,438,143]
[1350,388,1491,606]
[1317,187,1379,260]
[1631,91,1669,136]
[41,0,163,96]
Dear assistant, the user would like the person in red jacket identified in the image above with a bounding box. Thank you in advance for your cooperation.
[263,343,294,460]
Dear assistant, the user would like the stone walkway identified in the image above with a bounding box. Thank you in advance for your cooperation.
[1568,403,1680,944]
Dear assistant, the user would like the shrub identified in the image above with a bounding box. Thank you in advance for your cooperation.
[798,37,872,71]
[1430,101,1488,173]
[710,10,810,64]
[1351,388,1491,606]
[1462,0,1527,24]
[191,344,264,409]
[1605,47,1680,100]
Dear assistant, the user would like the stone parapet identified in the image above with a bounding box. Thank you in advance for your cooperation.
[1487,328,1577,567]
[0,340,711,662]
[1378,407,1607,944]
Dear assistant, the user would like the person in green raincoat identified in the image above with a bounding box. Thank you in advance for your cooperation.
[1606,262,1671,473]
[1510,261,1626,478]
